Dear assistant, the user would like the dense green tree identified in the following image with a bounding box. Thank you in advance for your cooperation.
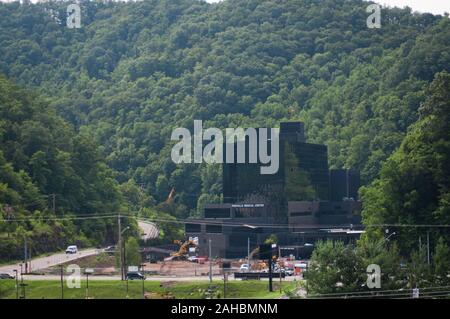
[433,237,450,285]
[0,0,448,218]
[307,240,364,296]
[361,72,450,251]
[408,246,432,288]
[0,74,124,260]
[264,234,278,245]
[124,237,142,268]
[357,239,404,290]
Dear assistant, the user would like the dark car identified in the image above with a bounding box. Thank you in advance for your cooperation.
[0,273,14,279]
[126,272,145,280]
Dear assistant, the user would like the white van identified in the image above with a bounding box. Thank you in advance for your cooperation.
[65,245,78,254]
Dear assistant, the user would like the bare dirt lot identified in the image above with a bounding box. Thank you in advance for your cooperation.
[39,258,243,277]
[144,260,227,277]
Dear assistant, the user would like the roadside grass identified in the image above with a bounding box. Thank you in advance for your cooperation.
[0,279,299,299]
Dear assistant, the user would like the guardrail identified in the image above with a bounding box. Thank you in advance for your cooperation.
[234,272,286,279]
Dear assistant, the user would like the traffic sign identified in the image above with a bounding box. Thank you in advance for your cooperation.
[128,266,139,272]
[85,268,94,274]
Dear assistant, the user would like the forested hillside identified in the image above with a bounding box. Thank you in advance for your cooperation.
[0,74,133,260]
[361,72,450,252]
[0,0,449,229]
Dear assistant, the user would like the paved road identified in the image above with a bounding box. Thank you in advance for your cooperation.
[0,248,100,275]
[138,220,159,241]
[19,275,222,281]
[18,274,301,282]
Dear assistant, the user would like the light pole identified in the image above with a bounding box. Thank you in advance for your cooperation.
[379,231,396,249]
[60,265,64,299]
[386,232,396,241]
[13,269,18,299]
[209,239,212,284]
[85,268,94,299]
[374,230,396,251]
[19,263,25,299]
[24,236,27,274]
[141,263,146,299]
[247,237,250,270]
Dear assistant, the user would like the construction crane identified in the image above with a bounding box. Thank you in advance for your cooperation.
[165,187,175,204]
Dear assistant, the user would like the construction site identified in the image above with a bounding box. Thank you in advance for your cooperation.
[21,237,306,280]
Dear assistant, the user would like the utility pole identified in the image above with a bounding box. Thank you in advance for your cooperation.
[20,264,26,299]
[24,236,27,274]
[223,272,227,299]
[28,245,32,273]
[51,194,56,215]
[141,263,145,299]
[247,237,250,269]
[427,231,430,265]
[123,239,127,280]
[268,256,273,292]
[279,245,282,293]
[14,270,18,299]
[60,265,64,299]
[86,272,89,299]
[118,213,123,280]
[209,239,212,283]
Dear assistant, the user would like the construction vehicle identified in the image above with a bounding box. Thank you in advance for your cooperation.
[169,239,197,260]
[248,246,279,271]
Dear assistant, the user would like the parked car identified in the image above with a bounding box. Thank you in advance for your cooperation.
[239,264,249,272]
[0,273,14,279]
[126,272,145,280]
[65,245,78,254]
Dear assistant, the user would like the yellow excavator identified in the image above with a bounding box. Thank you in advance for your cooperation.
[248,246,278,271]
[170,239,197,260]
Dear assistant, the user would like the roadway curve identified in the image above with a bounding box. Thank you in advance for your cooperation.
[138,220,159,241]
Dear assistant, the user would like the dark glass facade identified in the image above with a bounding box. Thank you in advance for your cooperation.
[329,169,360,201]
[186,122,363,258]
[223,122,330,209]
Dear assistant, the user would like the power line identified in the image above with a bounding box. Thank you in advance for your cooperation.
[3,213,450,230]
[1,214,119,222]
[136,216,450,230]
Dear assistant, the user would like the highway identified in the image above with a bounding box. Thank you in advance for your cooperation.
[0,248,100,275]
[0,220,158,275]
[17,274,301,282]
